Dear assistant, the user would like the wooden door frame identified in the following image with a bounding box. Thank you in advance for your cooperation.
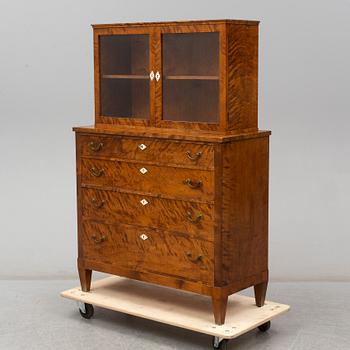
[154,23,227,131]
[93,26,156,127]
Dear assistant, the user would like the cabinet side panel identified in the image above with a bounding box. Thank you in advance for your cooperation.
[227,24,258,131]
[75,133,83,261]
[222,137,269,286]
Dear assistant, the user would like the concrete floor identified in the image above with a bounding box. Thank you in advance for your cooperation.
[0,280,349,349]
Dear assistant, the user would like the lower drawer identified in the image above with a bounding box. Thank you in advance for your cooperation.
[80,221,214,284]
[81,188,214,239]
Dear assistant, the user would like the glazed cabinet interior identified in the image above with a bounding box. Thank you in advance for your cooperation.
[94,22,258,131]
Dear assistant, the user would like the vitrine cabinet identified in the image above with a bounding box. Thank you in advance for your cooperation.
[74,19,270,325]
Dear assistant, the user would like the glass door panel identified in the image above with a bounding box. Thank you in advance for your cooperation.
[100,34,150,119]
[162,32,219,123]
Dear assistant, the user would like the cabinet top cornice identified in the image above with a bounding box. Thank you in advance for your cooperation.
[92,19,259,29]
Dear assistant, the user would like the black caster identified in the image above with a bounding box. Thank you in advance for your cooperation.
[258,321,271,332]
[212,336,228,349]
[79,303,94,319]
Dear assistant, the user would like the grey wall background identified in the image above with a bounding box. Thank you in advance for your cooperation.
[0,0,349,281]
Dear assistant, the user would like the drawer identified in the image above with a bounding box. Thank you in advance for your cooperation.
[81,158,214,202]
[80,221,214,284]
[81,188,214,239]
[77,134,214,169]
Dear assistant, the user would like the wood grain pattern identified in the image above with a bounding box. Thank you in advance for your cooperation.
[74,126,270,143]
[81,158,214,202]
[80,220,214,284]
[78,258,213,295]
[254,281,268,307]
[213,144,224,286]
[78,267,92,292]
[227,24,258,131]
[221,136,269,286]
[93,20,259,132]
[92,19,259,29]
[81,188,214,238]
[212,287,228,325]
[75,19,270,326]
[77,134,215,169]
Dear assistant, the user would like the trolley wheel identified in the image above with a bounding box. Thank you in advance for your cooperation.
[258,321,271,332]
[212,336,228,349]
[79,303,94,319]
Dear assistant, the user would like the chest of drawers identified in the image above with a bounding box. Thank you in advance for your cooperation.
[74,19,270,325]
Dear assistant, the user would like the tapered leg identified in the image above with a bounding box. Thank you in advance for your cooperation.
[212,290,228,325]
[78,267,92,292]
[254,281,268,307]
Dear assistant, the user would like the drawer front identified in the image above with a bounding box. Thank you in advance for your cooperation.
[78,134,214,169]
[81,221,214,284]
[81,158,214,202]
[81,188,214,239]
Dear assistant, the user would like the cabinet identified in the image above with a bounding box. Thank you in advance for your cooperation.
[74,19,270,325]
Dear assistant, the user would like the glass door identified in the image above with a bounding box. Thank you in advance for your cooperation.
[99,34,150,119]
[161,32,219,124]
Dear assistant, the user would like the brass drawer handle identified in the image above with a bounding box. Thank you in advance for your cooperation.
[88,142,103,152]
[183,178,202,189]
[91,198,105,209]
[185,251,203,263]
[186,150,202,161]
[91,234,106,244]
[186,211,203,224]
[90,167,104,177]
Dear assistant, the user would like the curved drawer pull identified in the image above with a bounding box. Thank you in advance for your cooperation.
[186,211,203,224]
[90,167,104,177]
[183,178,202,189]
[185,251,203,263]
[91,234,106,244]
[186,150,202,161]
[88,142,103,152]
[91,198,105,209]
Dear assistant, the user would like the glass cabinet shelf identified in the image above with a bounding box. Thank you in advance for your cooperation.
[164,75,219,80]
[102,74,149,79]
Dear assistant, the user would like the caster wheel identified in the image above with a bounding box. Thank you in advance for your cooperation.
[212,336,228,349]
[258,321,271,332]
[79,303,94,319]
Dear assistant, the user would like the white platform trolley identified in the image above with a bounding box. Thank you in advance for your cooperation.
[61,276,290,349]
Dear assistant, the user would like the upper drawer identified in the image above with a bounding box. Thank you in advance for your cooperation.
[77,134,214,169]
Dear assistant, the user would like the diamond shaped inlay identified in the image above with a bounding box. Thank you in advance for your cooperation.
[139,167,148,174]
[140,234,148,241]
[138,143,147,151]
[140,198,148,206]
